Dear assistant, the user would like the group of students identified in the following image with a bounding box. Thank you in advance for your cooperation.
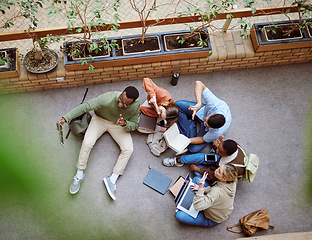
[141,78,245,227]
[57,77,247,227]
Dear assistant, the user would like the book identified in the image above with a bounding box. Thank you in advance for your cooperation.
[169,176,185,197]
[137,113,157,134]
[143,168,172,195]
[163,123,191,153]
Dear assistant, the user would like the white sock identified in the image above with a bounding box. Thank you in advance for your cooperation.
[76,169,84,179]
[110,173,119,185]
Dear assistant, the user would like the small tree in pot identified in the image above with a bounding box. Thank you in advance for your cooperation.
[48,0,120,72]
[23,32,61,73]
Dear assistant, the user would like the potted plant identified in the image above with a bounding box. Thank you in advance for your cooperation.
[0,48,20,78]
[48,0,120,72]
[0,50,10,70]
[160,0,251,55]
[122,0,178,55]
[23,33,61,74]
[250,0,312,52]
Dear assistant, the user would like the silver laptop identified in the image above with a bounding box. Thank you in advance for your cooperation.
[175,174,199,218]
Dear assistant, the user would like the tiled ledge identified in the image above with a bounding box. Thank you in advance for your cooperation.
[0,30,311,94]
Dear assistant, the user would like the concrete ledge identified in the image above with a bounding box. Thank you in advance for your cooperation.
[0,30,311,94]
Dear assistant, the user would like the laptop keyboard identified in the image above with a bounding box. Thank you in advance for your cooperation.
[180,187,195,210]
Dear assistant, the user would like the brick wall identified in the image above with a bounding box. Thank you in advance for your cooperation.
[1,31,311,94]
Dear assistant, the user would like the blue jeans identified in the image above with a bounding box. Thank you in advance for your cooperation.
[175,177,219,227]
[180,153,220,166]
[176,100,208,153]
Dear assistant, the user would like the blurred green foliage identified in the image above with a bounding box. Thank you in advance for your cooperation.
[304,99,312,202]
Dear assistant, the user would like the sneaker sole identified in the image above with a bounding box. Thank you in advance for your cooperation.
[69,187,79,195]
[103,178,116,201]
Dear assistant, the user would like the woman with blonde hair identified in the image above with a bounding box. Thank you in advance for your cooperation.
[176,163,238,227]
[140,77,179,128]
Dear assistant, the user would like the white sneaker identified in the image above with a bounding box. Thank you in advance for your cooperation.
[69,174,85,194]
[162,157,184,167]
[103,177,116,200]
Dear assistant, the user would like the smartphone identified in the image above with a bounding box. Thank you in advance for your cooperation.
[57,122,64,147]
[204,154,217,163]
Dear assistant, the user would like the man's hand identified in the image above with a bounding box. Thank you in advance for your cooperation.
[116,114,126,126]
[56,118,66,130]
[188,103,201,120]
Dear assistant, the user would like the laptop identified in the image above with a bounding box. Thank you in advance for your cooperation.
[175,174,199,218]
[143,168,172,195]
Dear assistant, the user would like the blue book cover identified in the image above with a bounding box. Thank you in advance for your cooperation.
[143,168,172,195]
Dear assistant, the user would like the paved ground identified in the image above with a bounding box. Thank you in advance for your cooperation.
[0,62,311,240]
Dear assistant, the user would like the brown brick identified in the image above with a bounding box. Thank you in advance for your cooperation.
[103,66,114,72]
[189,58,200,63]
[281,49,292,54]
[217,47,227,60]
[161,61,171,66]
[151,62,161,67]
[254,52,265,57]
[133,64,144,69]
[123,65,133,70]
[213,35,226,47]
[180,59,190,65]
[235,45,246,58]
[113,66,123,71]
[46,69,57,79]
[225,41,236,59]
[232,31,244,45]
[65,70,76,76]
[74,70,86,75]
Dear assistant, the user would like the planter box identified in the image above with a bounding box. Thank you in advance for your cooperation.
[64,30,212,71]
[250,20,312,52]
[163,32,206,51]
[64,41,110,61]
[0,48,20,79]
[122,35,161,55]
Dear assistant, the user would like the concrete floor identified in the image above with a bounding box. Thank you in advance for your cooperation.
[0,62,312,240]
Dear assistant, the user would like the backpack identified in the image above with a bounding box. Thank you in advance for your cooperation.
[232,147,259,182]
[227,209,275,237]
[65,88,91,139]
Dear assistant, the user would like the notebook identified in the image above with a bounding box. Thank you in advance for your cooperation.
[175,174,199,218]
[143,168,172,195]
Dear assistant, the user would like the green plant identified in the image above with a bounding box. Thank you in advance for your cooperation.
[48,0,120,72]
[177,0,251,46]
[129,0,180,44]
[27,32,61,61]
[0,0,44,29]
[249,0,312,37]
[0,52,8,67]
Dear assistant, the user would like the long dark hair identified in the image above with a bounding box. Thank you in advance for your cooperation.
[161,99,179,127]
